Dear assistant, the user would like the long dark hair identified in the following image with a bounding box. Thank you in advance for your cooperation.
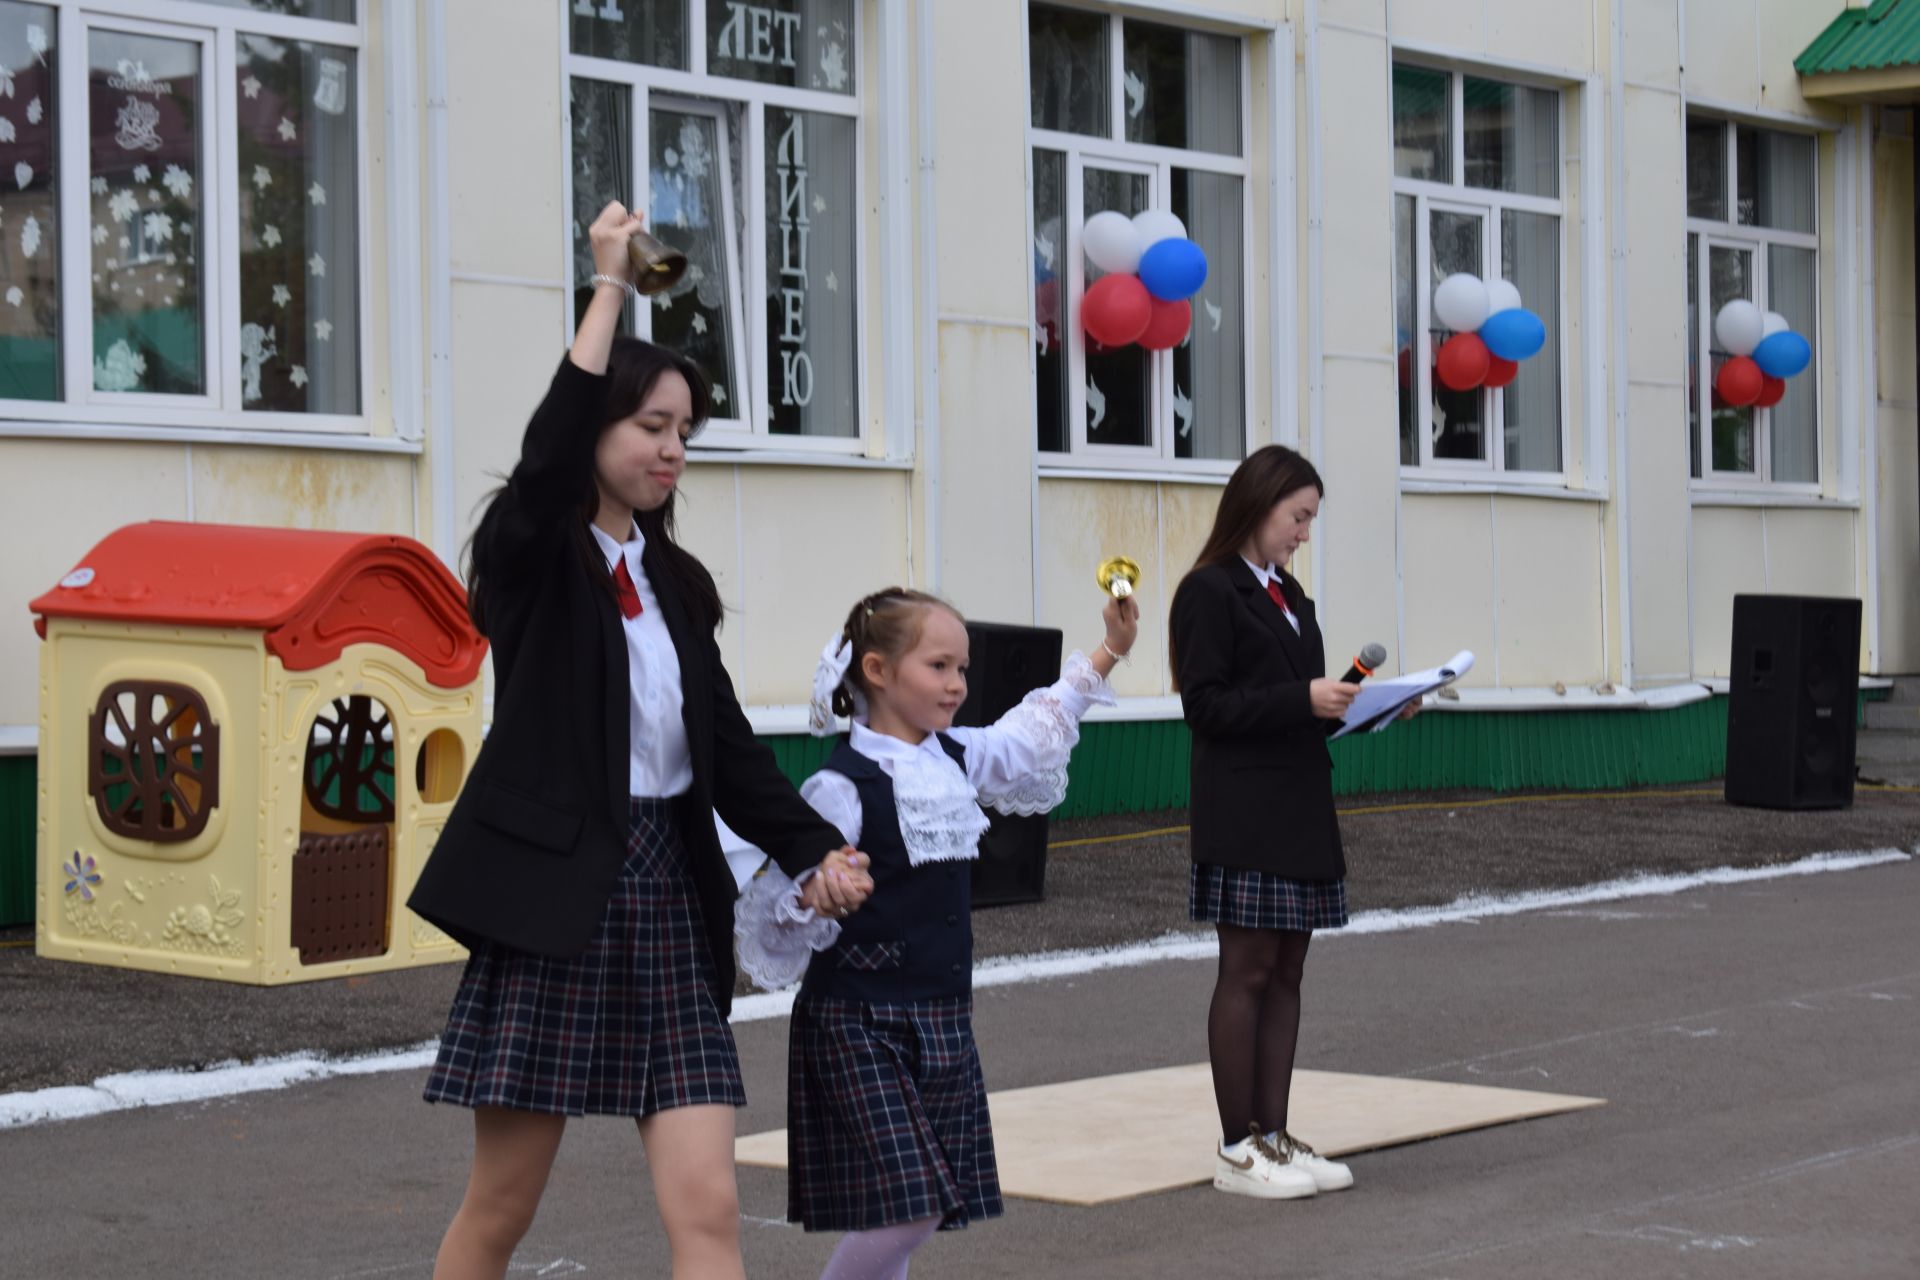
[1170,444,1325,688]
[466,337,723,634]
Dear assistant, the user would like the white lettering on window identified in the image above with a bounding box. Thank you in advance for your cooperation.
[573,1,626,20]
[716,2,800,68]
[774,112,811,407]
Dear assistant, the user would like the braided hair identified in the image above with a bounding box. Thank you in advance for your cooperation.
[831,587,961,717]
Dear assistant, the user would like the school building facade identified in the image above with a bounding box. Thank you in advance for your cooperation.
[4,0,1918,921]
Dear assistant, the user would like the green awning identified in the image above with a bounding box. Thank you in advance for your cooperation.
[1797,0,1920,77]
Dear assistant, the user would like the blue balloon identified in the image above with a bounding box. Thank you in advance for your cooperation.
[1138,238,1208,301]
[1479,308,1546,361]
[1752,331,1811,379]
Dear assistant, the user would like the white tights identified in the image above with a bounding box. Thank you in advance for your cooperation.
[816,1215,943,1280]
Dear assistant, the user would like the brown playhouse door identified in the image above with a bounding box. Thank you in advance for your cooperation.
[295,695,397,965]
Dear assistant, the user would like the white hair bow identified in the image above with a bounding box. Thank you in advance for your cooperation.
[808,632,864,736]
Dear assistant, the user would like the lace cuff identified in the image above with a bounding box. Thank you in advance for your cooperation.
[733,860,840,991]
[975,651,1115,816]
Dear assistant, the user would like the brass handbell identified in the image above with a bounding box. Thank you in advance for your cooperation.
[1096,556,1141,600]
[626,228,689,295]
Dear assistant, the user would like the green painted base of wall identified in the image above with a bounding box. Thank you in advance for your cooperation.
[1,756,34,928]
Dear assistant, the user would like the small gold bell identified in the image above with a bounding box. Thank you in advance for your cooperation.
[1096,556,1141,600]
[626,228,689,296]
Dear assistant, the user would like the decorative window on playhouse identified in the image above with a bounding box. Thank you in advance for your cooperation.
[0,0,365,427]
[89,680,220,843]
[566,0,863,450]
[1685,114,1819,487]
[1391,61,1566,477]
[1028,4,1251,469]
[305,694,396,824]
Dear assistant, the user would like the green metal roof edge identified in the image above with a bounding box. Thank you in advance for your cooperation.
[1796,0,1920,77]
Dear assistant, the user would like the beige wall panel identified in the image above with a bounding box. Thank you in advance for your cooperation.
[1623,89,1687,384]
[1491,497,1606,686]
[1161,482,1225,593]
[189,448,411,534]
[1,441,190,725]
[1314,358,1400,671]
[1316,28,1393,356]
[1321,0,1385,35]
[673,462,746,674]
[1622,0,1682,90]
[1622,381,1694,681]
[1034,480,1162,698]
[733,468,911,706]
[1482,0,1593,73]
[447,281,570,555]
[1757,1,1850,118]
[936,322,1033,626]
[1689,506,1769,676]
[1877,408,1920,672]
[1401,495,1496,687]
[1681,0,1759,106]
[928,0,1030,323]
[1760,508,1858,599]
[447,6,564,280]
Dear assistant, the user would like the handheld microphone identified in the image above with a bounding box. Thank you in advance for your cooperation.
[1341,643,1388,686]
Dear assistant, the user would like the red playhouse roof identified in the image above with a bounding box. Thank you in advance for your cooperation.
[30,522,488,689]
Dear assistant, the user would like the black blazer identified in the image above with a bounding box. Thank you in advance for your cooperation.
[407,357,846,1013]
[1169,560,1345,882]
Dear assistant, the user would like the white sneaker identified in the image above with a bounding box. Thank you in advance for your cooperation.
[1214,1129,1318,1200]
[1269,1131,1353,1192]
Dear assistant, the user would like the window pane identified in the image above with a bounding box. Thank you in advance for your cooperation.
[1736,126,1814,233]
[1030,2,1108,137]
[570,78,635,336]
[1172,169,1242,461]
[1464,77,1557,197]
[198,0,356,21]
[89,31,203,396]
[1687,232,1700,477]
[1392,63,1451,183]
[707,0,853,94]
[1123,21,1239,157]
[1708,244,1754,473]
[0,2,59,400]
[236,37,359,414]
[1033,148,1067,453]
[1686,116,1726,221]
[1500,210,1560,471]
[1768,244,1817,483]
[1083,167,1149,449]
[1394,194,1415,465]
[765,107,856,436]
[571,0,686,70]
[1429,208,1484,461]
[650,104,744,419]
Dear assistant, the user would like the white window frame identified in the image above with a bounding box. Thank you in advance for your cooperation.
[1684,114,1821,494]
[562,1,868,456]
[0,0,374,437]
[1393,59,1570,483]
[1027,7,1255,478]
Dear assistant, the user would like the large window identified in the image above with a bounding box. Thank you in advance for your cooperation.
[1392,62,1564,476]
[1685,115,1818,485]
[1028,3,1249,468]
[567,0,861,448]
[0,1,365,427]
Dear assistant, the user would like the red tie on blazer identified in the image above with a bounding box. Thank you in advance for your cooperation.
[1266,577,1294,619]
[612,556,645,620]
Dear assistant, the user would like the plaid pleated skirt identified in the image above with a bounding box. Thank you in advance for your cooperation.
[787,994,1003,1233]
[423,798,745,1118]
[1189,861,1349,932]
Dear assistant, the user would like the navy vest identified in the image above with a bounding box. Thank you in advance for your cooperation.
[798,735,976,1003]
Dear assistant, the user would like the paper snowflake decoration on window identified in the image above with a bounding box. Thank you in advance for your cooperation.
[132,164,151,184]
[307,182,327,206]
[241,75,261,100]
[108,190,139,223]
[92,223,108,245]
[91,176,108,197]
[261,224,282,249]
[314,319,333,341]
[20,214,39,258]
[26,97,41,125]
[307,253,326,278]
[253,165,272,192]
[289,365,308,388]
[277,117,297,142]
[144,211,174,242]
[4,286,21,308]
[271,283,292,307]
[162,165,192,199]
[0,119,14,145]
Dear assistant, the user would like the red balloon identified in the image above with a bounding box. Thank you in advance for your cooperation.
[1754,375,1787,409]
[1435,333,1491,392]
[1483,356,1520,389]
[1716,356,1764,408]
[1081,274,1152,347]
[1138,298,1191,351]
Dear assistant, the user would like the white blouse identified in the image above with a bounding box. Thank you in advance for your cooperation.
[589,521,693,798]
[1240,555,1301,634]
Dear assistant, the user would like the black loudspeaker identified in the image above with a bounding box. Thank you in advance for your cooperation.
[1725,594,1862,810]
[954,621,1063,907]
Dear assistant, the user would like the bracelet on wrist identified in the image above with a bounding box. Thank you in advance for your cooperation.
[1101,640,1130,664]
[589,272,637,298]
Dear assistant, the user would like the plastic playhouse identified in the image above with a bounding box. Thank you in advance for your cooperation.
[29,522,487,984]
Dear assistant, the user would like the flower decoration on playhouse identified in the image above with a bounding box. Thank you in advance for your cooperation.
[1427,273,1550,392]
[1073,210,1210,351]
[1707,300,1813,410]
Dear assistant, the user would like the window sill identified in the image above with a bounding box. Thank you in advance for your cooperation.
[688,449,913,471]
[0,420,421,454]
[1399,476,1606,502]
[1688,486,1855,510]
[1037,462,1236,486]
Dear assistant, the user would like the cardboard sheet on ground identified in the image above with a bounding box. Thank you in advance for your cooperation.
[1330,650,1476,739]
[736,1063,1603,1206]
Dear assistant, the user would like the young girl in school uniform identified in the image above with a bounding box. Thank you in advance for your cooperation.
[742,587,1138,1280]
[407,201,872,1280]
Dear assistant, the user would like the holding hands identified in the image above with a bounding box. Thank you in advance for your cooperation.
[800,846,873,919]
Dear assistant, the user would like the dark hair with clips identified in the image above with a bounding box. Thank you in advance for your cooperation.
[831,587,961,718]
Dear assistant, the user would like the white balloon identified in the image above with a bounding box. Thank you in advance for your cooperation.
[1131,209,1188,247]
[1714,299,1765,357]
[1486,278,1523,316]
[1082,211,1143,274]
[1433,273,1491,333]
[1762,310,1790,338]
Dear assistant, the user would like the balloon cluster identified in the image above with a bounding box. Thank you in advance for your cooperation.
[1430,273,1548,392]
[1711,301,1811,409]
[1078,211,1210,351]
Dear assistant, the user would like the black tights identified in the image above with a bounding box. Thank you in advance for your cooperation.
[1206,924,1313,1145]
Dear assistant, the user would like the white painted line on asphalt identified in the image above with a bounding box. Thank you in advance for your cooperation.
[2,848,1909,1132]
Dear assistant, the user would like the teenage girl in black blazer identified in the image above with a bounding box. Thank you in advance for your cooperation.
[408,202,871,1280]
[1170,445,1405,1201]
